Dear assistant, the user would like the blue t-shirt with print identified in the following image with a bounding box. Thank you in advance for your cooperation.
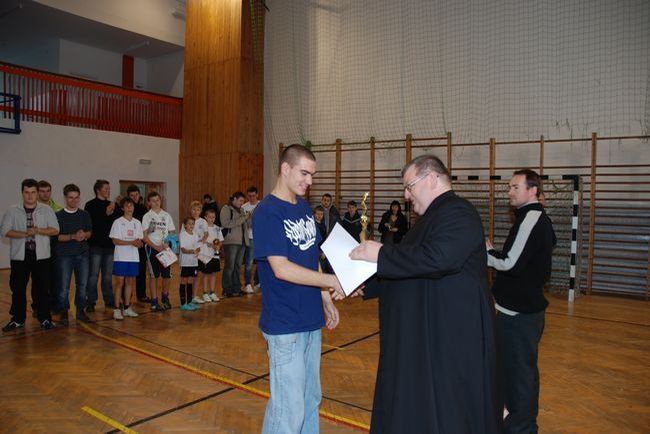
[253,194,324,335]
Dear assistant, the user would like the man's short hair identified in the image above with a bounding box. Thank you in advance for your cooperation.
[21,178,38,191]
[232,191,245,201]
[314,205,325,213]
[513,169,543,197]
[278,144,316,173]
[347,200,357,207]
[126,184,140,194]
[63,184,80,196]
[402,154,451,183]
[120,196,134,208]
[247,186,258,194]
[322,193,332,199]
[93,179,109,194]
[147,191,161,202]
[37,180,52,190]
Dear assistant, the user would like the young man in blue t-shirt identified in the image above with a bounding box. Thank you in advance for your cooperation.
[254,144,343,434]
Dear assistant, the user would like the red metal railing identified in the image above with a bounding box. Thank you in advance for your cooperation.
[0,62,182,139]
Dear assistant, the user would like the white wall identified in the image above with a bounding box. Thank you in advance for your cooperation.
[0,122,179,268]
[147,50,184,97]
[35,0,186,47]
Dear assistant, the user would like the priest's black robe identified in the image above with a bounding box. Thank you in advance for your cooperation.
[365,190,501,434]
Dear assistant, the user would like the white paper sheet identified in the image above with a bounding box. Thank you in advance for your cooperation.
[320,223,377,296]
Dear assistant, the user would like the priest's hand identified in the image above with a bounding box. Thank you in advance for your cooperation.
[349,240,382,263]
[321,291,340,330]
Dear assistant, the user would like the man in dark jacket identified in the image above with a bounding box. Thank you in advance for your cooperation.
[350,155,500,433]
[487,169,556,434]
[340,200,372,242]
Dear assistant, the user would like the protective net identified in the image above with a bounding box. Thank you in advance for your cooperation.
[264,0,650,149]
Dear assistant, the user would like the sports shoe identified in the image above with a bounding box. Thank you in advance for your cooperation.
[40,319,56,329]
[113,309,124,320]
[243,284,254,294]
[2,320,24,332]
[191,296,205,304]
[254,283,261,291]
[209,292,220,302]
[162,300,172,310]
[123,307,139,317]
[202,293,212,303]
[150,303,161,312]
[180,303,194,311]
[76,309,91,323]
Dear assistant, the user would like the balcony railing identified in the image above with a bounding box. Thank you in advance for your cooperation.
[0,62,182,139]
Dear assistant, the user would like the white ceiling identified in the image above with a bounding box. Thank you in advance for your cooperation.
[0,0,184,60]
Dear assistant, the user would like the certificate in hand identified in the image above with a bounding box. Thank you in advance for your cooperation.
[156,248,178,268]
[320,223,377,296]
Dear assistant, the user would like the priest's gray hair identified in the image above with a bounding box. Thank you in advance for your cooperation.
[402,155,451,183]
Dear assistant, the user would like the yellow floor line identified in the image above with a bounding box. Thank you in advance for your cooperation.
[78,322,370,431]
[81,405,138,433]
[322,343,346,350]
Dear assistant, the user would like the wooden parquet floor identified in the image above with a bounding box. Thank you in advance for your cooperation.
[0,267,648,433]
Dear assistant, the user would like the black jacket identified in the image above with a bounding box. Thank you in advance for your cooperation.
[488,202,556,313]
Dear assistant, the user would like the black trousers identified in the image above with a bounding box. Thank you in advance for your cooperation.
[10,254,52,323]
[497,310,545,434]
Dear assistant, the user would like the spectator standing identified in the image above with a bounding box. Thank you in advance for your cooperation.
[55,184,92,325]
[84,179,119,311]
[220,192,250,298]
[241,186,260,293]
[126,184,149,302]
[1,179,59,331]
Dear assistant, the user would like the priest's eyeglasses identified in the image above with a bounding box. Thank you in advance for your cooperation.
[404,172,431,192]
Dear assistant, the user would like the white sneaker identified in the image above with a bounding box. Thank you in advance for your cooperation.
[254,283,261,290]
[123,307,139,317]
[113,309,124,320]
[209,292,220,302]
[244,284,254,294]
[192,296,205,304]
[202,293,212,303]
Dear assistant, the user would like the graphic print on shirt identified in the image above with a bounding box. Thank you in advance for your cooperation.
[283,215,317,251]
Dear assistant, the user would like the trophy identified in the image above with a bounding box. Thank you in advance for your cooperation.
[360,192,369,242]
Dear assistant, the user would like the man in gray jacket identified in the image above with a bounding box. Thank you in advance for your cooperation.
[1,179,60,331]
[220,191,250,297]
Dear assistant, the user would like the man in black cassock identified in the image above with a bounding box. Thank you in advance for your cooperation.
[349,155,501,433]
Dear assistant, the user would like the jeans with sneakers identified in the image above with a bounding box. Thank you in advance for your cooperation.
[86,246,114,308]
[222,244,245,295]
[243,238,259,286]
[57,253,89,312]
[262,330,322,434]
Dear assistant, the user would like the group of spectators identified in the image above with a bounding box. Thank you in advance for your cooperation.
[1,178,261,329]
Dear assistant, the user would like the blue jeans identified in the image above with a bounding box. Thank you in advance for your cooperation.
[86,246,115,307]
[57,253,89,312]
[497,310,545,434]
[244,238,258,285]
[222,244,245,295]
[262,330,322,434]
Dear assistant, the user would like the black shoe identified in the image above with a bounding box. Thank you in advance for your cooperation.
[162,300,172,310]
[40,319,56,330]
[2,320,24,332]
[86,305,95,313]
[76,309,90,323]
[60,312,69,327]
[233,291,244,297]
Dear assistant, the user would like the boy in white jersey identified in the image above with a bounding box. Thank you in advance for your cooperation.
[109,197,144,320]
[188,201,209,304]
[179,216,200,311]
[198,208,223,302]
[142,191,176,312]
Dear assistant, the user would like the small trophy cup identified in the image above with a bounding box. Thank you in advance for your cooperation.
[360,192,369,242]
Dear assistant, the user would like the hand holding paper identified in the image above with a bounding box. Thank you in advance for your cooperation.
[320,223,377,296]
